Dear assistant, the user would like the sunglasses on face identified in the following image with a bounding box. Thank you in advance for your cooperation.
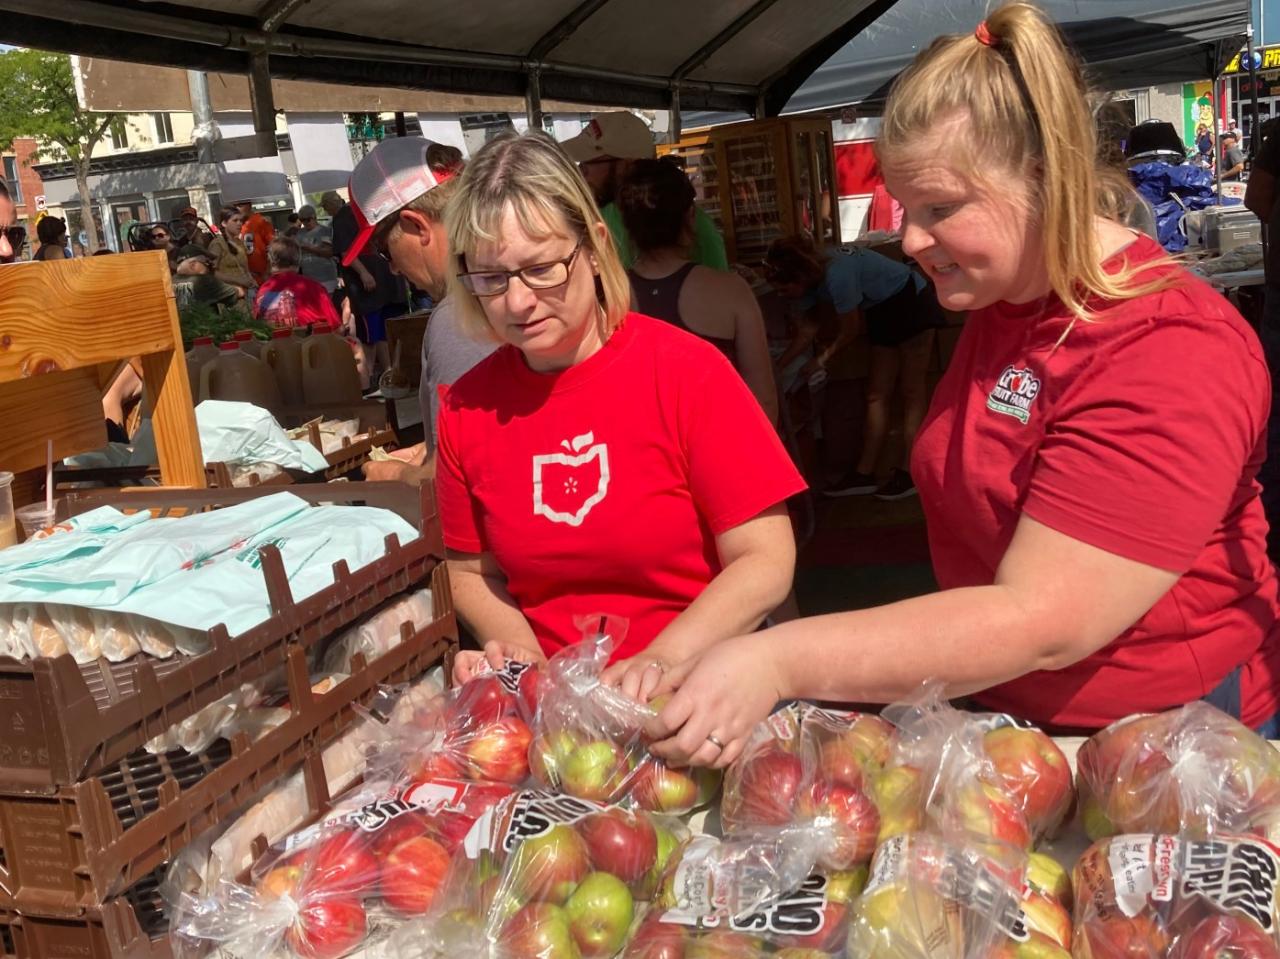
[1,226,26,248]
[457,239,584,297]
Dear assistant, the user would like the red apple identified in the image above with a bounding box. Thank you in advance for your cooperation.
[1080,914,1171,959]
[285,896,368,959]
[449,673,509,727]
[951,780,1032,849]
[562,740,631,802]
[368,810,433,858]
[632,760,700,814]
[380,835,451,916]
[625,919,686,959]
[260,862,304,899]
[726,745,805,826]
[1170,914,1280,959]
[987,931,1072,959]
[1020,890,1071,950]
[516,662,541,719]
[774,899,849,952]
[410,748,468,782]
[501,902,580,959]
[531,729,582,788]
[983,726,1073,836]
[685,930,766,959]
[304,831,378,897]
[1078,715,1179,835]
[799,780,879,869]
[577,808,657,884]
[510,823,591,904]
[565,871,634,957]
[465,717,533,784]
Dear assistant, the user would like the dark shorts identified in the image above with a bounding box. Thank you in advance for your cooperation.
[865,276,945,348]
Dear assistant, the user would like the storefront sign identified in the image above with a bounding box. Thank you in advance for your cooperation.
[1225,47,1280,74]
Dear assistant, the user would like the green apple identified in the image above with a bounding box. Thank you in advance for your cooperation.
[564,872,633,958]
[501,902,581,959]
[825,865,868,904]
[634,822,682,901]
[510,824,591,905]
[562,740,628,802]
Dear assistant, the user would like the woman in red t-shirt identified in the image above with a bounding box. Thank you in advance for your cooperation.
[647,3,1280,769]
[435,131,806,696]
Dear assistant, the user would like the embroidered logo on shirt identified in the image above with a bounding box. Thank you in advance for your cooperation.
[532,431,610,527]
[986,365,1041,424]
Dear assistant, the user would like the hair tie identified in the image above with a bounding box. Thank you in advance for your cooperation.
[975,21,997,46]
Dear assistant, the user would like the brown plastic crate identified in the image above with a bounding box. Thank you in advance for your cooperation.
[3,870,170,959]
[0,561,456,912]
[0,482,438,793]
[302,424,399,481]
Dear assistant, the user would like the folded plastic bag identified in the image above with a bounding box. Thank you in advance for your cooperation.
[530,616,720,815]
[1073,833,1280,959]
[1077,701,1280,842]
[722,702,894,871]
[196,400,329,473]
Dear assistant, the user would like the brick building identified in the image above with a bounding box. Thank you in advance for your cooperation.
[2,137,47,233]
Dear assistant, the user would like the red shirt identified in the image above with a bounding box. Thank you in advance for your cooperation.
[254,272,340,329]
[241,212,274,281]
[913,235,1280,729]
[435,313,807,662]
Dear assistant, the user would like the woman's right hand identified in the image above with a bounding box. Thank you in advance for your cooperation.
[451,640,546,686]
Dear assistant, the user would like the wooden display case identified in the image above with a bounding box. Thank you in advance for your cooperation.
[0,251,205,512]
[660,116,841,266]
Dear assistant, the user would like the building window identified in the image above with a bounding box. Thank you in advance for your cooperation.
[110,120,129,151]
[2,156,21,204]
[153,113,174,144]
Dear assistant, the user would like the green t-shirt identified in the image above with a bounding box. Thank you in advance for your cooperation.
[602,202,729,271]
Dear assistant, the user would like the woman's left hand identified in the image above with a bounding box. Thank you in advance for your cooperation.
[600,650,676,703]
[645,633,786,769]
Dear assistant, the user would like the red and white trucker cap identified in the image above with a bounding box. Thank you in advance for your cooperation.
[342,136,455,267]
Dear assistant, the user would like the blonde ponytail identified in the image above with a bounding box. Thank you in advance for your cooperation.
[878,2,1174,319]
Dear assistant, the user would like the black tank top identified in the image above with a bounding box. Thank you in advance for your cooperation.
[628,263,737,366]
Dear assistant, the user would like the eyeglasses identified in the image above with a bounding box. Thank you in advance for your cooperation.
[457,240,584,297]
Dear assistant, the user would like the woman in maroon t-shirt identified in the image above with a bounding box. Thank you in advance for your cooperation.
[647,2,1280,768]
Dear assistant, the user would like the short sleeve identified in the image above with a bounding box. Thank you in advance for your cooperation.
[433,390,487,554]
[680,349,807,534]
[692,208,729,271]
[1023,316,1267,572]
[824,254,865,314]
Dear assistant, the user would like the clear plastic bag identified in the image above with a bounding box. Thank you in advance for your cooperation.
[720,701,894,871]
[1076,701,1280,842]
[531,616,720,815]
[322,588,434,675]
[1072,833,1280,959]
[874,685,1072,851]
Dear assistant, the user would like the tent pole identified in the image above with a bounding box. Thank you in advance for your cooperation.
[248,51,279,158]
[187,70,215,165]
[1214,74,1223,198]
[1247,23,1263,162]
[670,86,682,143]
[526,66,544,131]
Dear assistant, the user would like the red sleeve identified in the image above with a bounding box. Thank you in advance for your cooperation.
[1023,312,1268,572]
[433,387,486,554]
[679,348,808,534]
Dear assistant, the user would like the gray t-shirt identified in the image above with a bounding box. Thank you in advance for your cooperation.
[421,296,498,452]
[296,224,337,290]
[1223,145,1247,180]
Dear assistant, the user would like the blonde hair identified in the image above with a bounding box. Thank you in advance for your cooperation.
[444,131,631,343]
[877,2,1174,320]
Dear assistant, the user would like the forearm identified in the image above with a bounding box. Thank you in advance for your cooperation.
[763,583,1084,705]
[650,551,793,663]
[448,563,541,652]
[353,261,375,284]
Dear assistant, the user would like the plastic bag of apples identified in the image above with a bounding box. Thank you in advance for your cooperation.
[167,771,518,959]
[1076,701,1280,842]
[1073,832,1280,959]
[873,686,1074,852]
[529,615,720,816]
[383,789,688,959]
[849,831,1075,959]
[719,702,895,872]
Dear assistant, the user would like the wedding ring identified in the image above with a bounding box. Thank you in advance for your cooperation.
[646,661,666,672]
[706,734,726,750]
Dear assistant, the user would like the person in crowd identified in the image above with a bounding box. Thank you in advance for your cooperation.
[560,112,728,271]
[0,182,23,263]
[334,137,495,484]
[645,4,1280,769]
[254,236,341,329]
[1222,132,1247,181]
[294,204,338,293]
[766,234,943,500]
[1095,100,1160,241]
[285,212,301,238]
[172,246,244,309]
[148,222,175,266]
[33,215,68,261]
[175,206,213,249]
[236,198,275,283]
[208,207,255,292]
[436,131,805,696]
[1195,123,1215,169]
[618,158,778,424]
[330,188,409,379]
